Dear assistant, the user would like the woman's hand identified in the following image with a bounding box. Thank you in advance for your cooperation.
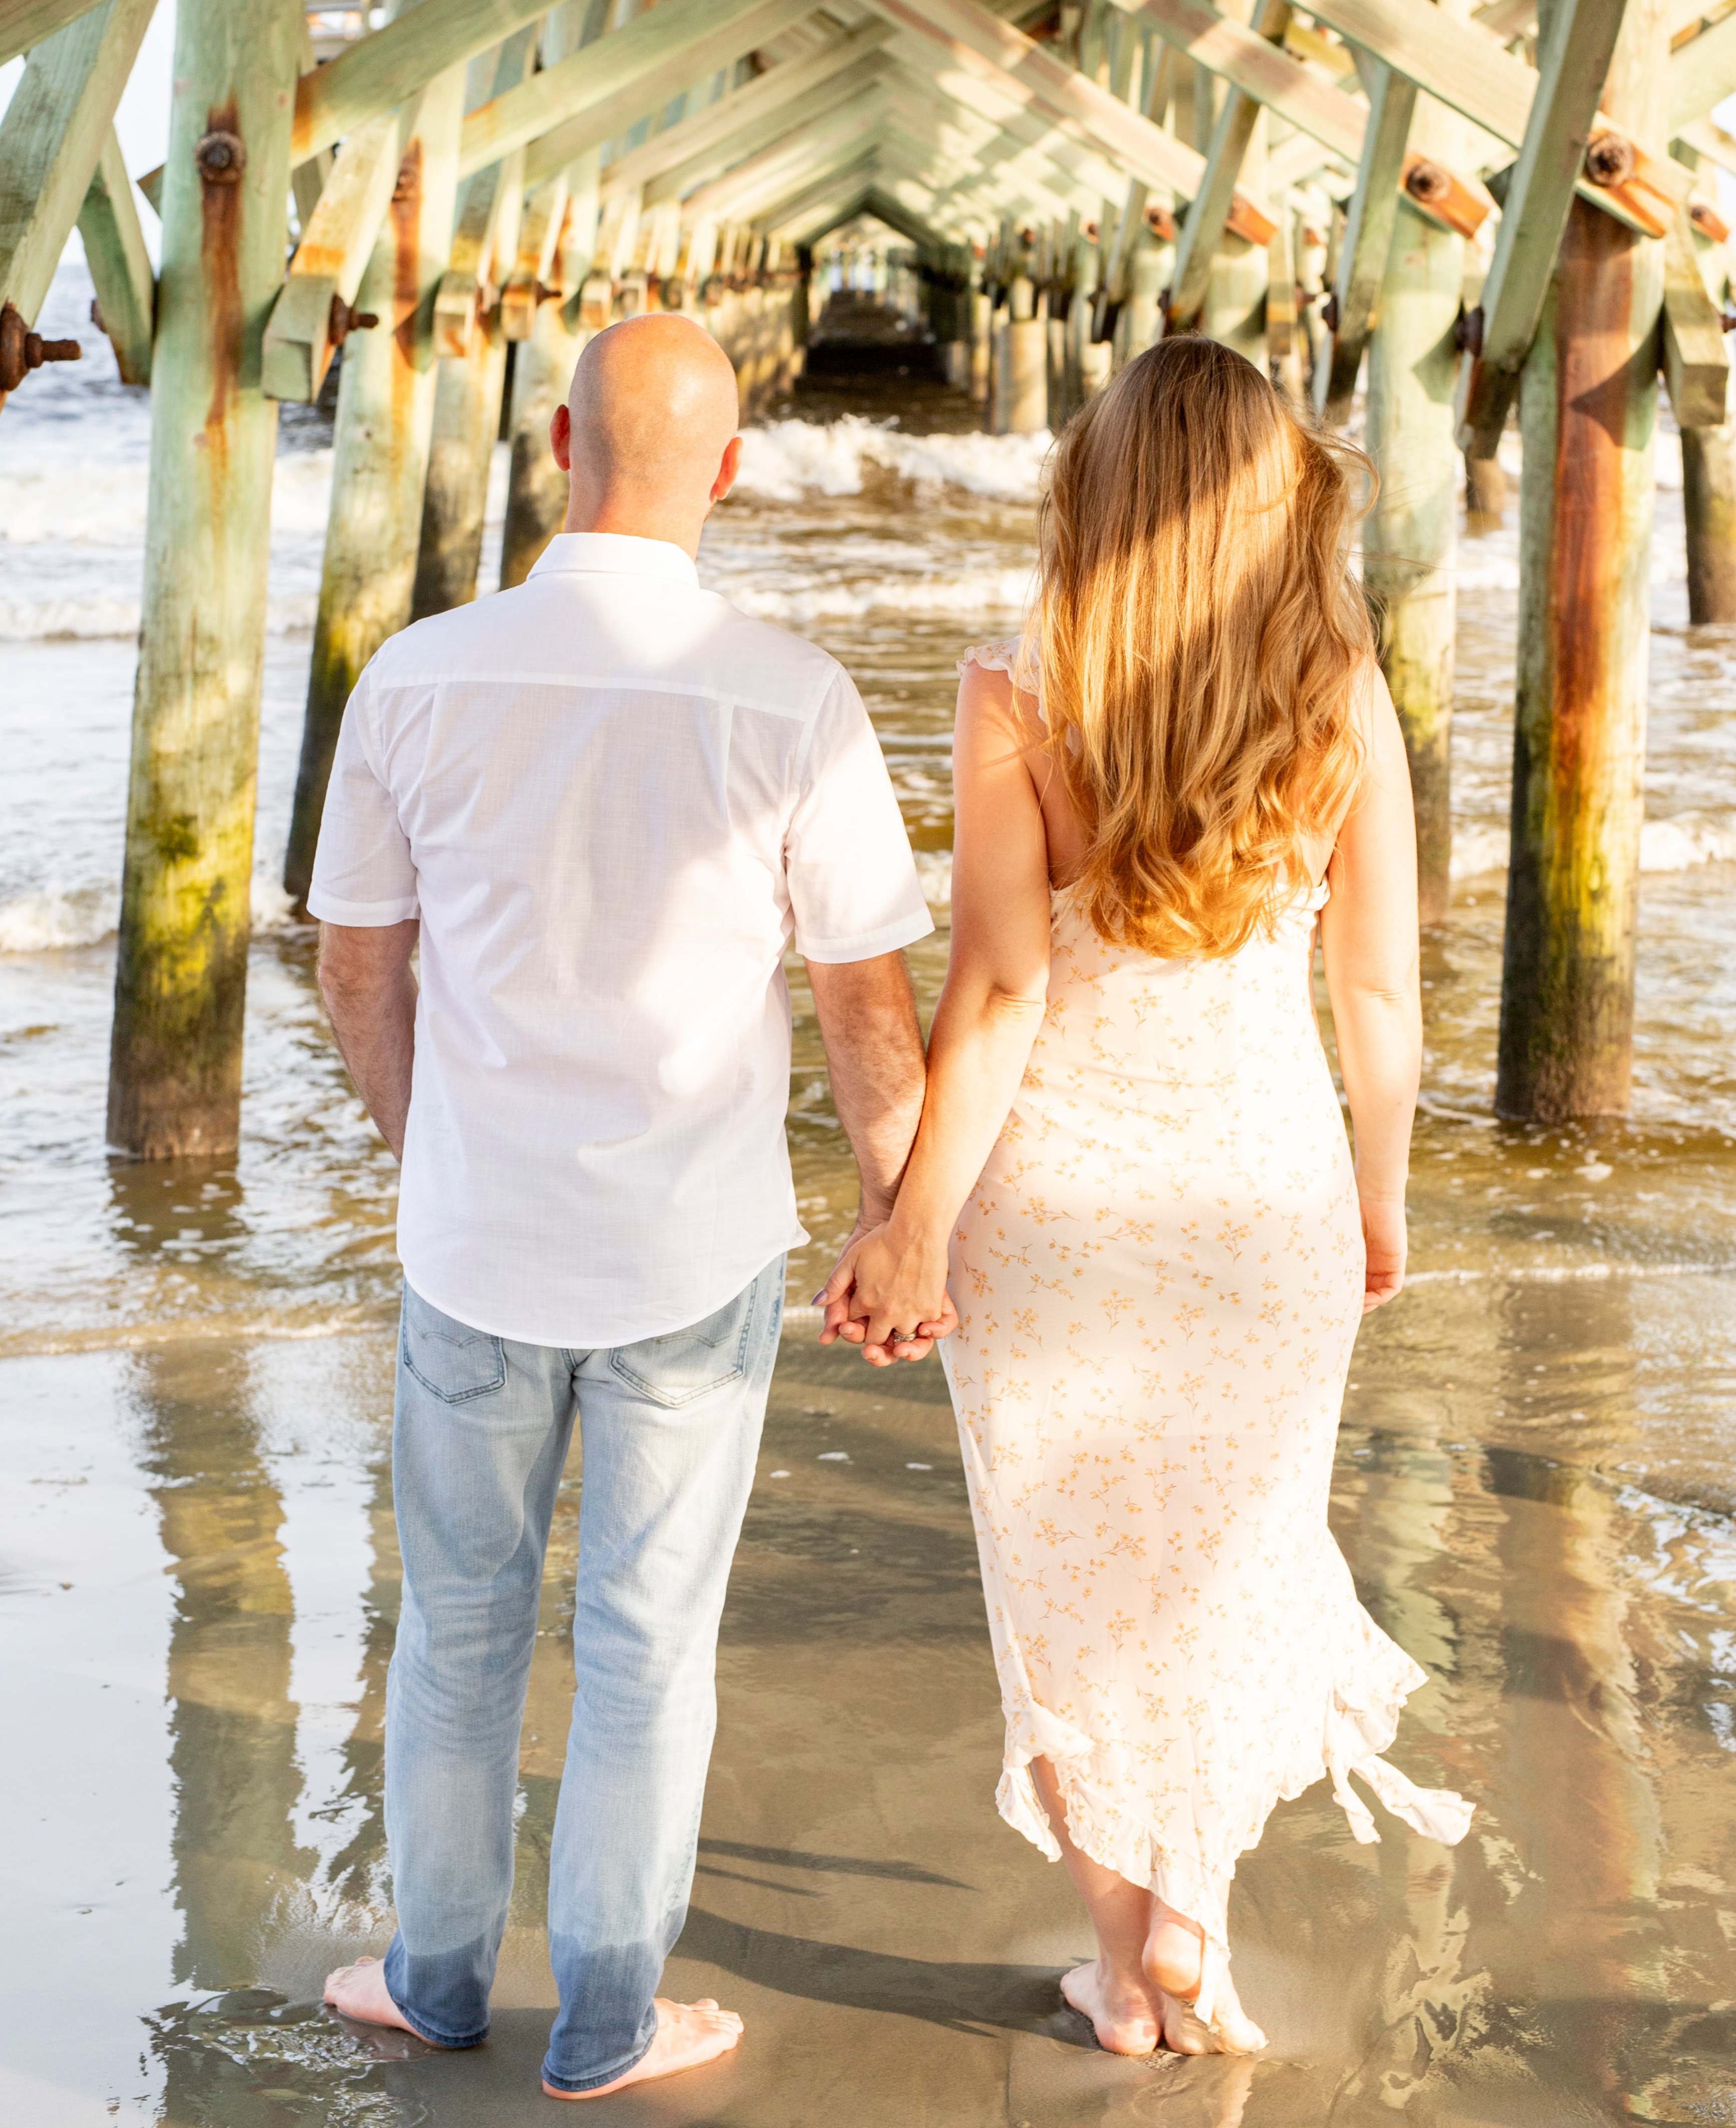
[816,1221,957,1366]
[1360,1192,1407,1311]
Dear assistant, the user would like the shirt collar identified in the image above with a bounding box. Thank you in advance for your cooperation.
[529,532,700,587]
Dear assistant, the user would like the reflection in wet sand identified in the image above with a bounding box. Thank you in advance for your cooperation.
[8,1322,1736,2124]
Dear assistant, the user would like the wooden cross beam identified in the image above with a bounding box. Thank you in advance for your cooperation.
[1166,0,1291,331]
[1454,0,1637,456]
[1659,204,1731,426]
[879,25,1134,201]
[1302,0,1688,234]
[638,55,893,210]
[1670,12,1736,131]
[471,0,817,185]
[0,0,105,69]
[597,20,895,202]
[78,124,152,383]
[1312,59,1413,419]
[885,60,1117,218]
[0,0,156,331]
[262,95,428,403]
[292,0,551,165]
[860,0,1228,205]
[1119,0,1491,236]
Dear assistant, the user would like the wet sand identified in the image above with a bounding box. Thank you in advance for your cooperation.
[8,1305,1736,2127]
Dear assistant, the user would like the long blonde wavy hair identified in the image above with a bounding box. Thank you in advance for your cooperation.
[1028,334,1374,960]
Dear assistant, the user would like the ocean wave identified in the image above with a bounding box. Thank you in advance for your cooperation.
[1450,814,1736,880]
[729,564,1033,623]
[734,415,1052,503]
[0,593,317,640]
[0,877,304,954]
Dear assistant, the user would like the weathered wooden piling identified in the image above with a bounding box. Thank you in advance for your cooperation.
[1496,0,1667,1120]
[282,70,466,917]
[107,0,298,1160]
[499,156,601,591]
[411,31,536,619]
[1364,193,1464,923]
[1680,204,1736,622]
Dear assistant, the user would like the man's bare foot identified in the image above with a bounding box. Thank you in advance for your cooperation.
[541,1998,744,2100]
[1059,1960,1161,2056]
[323,1956,450,2045]
[1143,1908,1266,2056]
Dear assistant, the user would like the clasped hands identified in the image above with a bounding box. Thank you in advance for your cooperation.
[815,1219,958,1367]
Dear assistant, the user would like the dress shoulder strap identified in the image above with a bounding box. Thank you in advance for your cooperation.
[957,639,1045,724]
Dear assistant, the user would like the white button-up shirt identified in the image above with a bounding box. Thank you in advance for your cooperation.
[307,532,932,1348]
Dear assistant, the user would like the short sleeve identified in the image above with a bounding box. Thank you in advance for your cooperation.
[785,668,934,963]
[305,669,419,925]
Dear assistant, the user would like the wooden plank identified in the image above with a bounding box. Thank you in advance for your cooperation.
[1455,0,1634,457]
[293,0,545,164]
[77,124,152,383]
[0,0,104,68]
[262,96,425,403]
[1306,0,1690,234]
[1313,59,1415,420]
[1661,201,1731,423]
[884,62,1110,218]
[597,21,893,200]
[861,0,1212,200]
[467,0,816,182]
[0,0,157,327]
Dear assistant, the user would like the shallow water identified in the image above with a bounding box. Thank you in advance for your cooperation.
[4,269,1736,2122]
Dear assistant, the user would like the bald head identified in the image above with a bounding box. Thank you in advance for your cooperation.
[552,313,743,555]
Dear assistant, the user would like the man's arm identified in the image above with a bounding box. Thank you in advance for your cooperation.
[804,949,926,1229]
[318,920,420,1160]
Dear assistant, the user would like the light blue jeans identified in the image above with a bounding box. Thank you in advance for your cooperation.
[379,1257,783,2093]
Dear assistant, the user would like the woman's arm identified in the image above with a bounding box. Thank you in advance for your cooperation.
[819,662,1055,1359]
[1318,666,1422,1310]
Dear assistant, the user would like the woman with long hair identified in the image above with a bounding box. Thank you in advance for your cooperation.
[823,336,1473,2054]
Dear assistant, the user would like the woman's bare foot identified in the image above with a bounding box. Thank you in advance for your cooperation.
[1143,1907,1266,2056]
[541,1998,744,2100]
[323,1956,450,2044]
[1059,1959,1162,2056]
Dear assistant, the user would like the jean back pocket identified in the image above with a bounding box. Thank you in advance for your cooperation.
[608,1282,760,1408]
[401,1285,507,1405]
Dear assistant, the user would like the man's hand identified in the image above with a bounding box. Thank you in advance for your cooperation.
[815,1221,958,1367]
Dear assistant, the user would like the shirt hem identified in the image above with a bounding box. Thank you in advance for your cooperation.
[399,1227,807,1352]
[794,907,935,964]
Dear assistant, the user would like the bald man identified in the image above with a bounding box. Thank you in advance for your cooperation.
[310,316,935,2098]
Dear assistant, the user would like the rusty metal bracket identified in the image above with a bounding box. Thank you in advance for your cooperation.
[326,294,379,347]
[0,301,81,392]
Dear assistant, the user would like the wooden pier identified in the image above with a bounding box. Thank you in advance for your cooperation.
[1,0,1731,1148]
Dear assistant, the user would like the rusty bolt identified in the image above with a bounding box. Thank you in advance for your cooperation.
[1690,199,1733,244]
[89,296,106,334]
[1455,305,1484,357]
[0,300,81,392]
[1584,132,1635,189]
[1722,310,1736,335]
[326,294,380,347]
[195,130,246,184]
[1320,290,1340,334]
[1405,159,1453,206]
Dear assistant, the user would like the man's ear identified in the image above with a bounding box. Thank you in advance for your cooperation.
[710,432,743,505]
[550,401,571,472]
